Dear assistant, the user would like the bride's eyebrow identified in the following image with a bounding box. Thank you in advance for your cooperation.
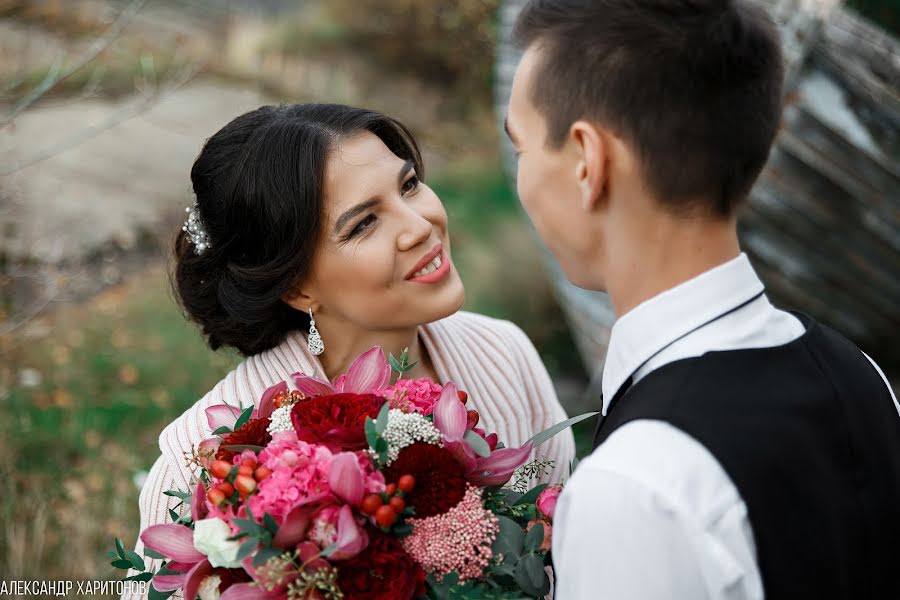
[332,160,416,235]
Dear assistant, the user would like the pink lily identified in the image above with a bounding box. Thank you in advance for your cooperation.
[141,523,215,595]
[329,452,365,506]
[433,382,533,486]
[326,504,370,560]
[222,542,328,599]
[292,346,391,396]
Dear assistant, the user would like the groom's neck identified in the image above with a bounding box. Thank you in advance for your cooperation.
[603,212,741,318]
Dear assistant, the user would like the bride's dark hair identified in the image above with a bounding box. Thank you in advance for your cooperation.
[174,104,424,357]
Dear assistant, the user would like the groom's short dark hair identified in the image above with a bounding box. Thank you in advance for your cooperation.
[514,0,784,217]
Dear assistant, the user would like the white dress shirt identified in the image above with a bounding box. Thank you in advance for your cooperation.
[553,254,899,600]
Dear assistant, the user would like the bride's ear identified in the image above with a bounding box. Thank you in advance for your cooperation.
[570,120,609,213]
[281,286,317,314]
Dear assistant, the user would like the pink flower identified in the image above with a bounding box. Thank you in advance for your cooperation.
[377,378,444,415]
[291,346,391,397]
[307,504,369,560]
[536,485,562,521]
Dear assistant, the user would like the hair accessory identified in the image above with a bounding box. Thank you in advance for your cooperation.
[308,308,325,356]
[183,202,211,255]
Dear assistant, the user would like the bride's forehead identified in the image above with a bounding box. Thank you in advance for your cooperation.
[327,132,401,176]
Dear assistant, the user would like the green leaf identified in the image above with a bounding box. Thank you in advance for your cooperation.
[375,438,388,454]
[111,559,133,570]
[514,483,549,507]
[514,553,550,597]
[236,538,258,562]
[233,405,255,430]
[319,543,338,557]
[125,549,146,571]
[389,354,403,374]
[492,516,524,560]
[393,523,413,537]
[143,547,166,560]
[232,517,266,537]
[115,537,126,559]
[463,430,492,457]
[163,490,193,501]
[212,425,233,435]
[527,412,599,448]
[222,444,265,453]
[253,545,284,566]
[148,586,175,600]
[107,550,119,560]
[524,522,544,553]
[263,512,279,536]
[365,417,378,449]
[125,572,154,582]
[376,401,391,433]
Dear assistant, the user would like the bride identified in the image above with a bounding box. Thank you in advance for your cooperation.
[128,103,575,587]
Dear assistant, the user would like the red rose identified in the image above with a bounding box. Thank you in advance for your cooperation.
[291,393,384,452]
[384,443,467,518]
[337,533,426,600]
[215,417,272,463]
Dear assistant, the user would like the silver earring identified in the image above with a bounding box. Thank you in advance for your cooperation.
[307,308,324,356]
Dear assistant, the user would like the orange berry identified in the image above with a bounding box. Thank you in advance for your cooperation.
[398,475,416,493]
[375,505,398,528]
[241,457,257,469]
[237,465,254,478]
[385,483,397,496]
[254,466,272,481]
[466,409,480,428]
[362,494,384,515]
[207,488,226,506]
[457,390,468,404]
[217,482,234,497]
[389,496,406,513]
[234,474,257,495]
[210,460,232,480]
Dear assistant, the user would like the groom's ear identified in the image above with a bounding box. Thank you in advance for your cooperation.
[569,120,609,213]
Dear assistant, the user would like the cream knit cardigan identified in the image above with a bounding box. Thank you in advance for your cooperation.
[125,311,575,598]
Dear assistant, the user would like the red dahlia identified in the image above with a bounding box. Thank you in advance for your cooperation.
[290,393,383,452]
[215,417,272,463]
[384,443,466,518]
[337,533,426,600]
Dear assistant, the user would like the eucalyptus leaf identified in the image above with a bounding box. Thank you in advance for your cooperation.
[389,354,403,374]
[211,426,233,435]
[125,549,146,571]
[106,550,119,560]
[253,546,284,566]
[320,543,338,557]
[148,587,175,600]
[492,516,524,560]
[124,572,154,582]
[463,430,492,457]
[393,523,413,537]
[222,444,265,453]
[263,512,279,536]
[376,402,391,434]
[375,438,389,453]
[168,509,180,523]
[143,547,165,560]
[523,522,544,553]
[514,553,550,597]
[111,559,133,570]
[163,490,193,501]
[115,537,125,559]
[235,538,258,562]
[233,405,255,430]
[514,483,549,507]
[365,417,378,449]
[526,412,599,448]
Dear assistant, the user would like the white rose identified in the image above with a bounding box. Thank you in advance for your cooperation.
[193,518,243,568]
[197,574,222,600]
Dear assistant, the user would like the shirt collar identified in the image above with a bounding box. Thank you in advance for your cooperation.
[601,253,765,414]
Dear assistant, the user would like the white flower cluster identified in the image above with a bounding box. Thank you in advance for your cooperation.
[382,409,443,464]
[267,404,294,435]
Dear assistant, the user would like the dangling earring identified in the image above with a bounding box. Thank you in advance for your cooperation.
[307,308,324,356]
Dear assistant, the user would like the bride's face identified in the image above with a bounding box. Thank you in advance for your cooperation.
[303,131,465,331]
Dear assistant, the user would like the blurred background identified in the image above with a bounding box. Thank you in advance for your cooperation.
[0,0,897,589]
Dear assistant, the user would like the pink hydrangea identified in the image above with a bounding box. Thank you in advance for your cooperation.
[377,378,444,416]
[247,430,335,522]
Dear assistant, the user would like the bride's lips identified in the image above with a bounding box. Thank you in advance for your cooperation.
[405,243,451,284]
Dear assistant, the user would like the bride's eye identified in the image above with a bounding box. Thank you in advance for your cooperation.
[348,214,377,239]
[401,174,420,195]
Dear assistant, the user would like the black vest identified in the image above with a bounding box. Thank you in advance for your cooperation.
[593,313,900,599]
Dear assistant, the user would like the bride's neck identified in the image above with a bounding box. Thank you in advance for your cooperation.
[314,325,431,383]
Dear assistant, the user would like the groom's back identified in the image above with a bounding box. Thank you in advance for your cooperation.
[595,314,900,599]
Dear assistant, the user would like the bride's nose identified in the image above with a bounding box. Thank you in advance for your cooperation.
[397,206,433,252]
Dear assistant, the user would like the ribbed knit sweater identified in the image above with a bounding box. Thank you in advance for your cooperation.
[125,311,575,598]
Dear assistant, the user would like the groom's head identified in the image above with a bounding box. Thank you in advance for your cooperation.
[506,0,783,290]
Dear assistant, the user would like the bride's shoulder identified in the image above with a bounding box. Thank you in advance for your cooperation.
[429,310,538,357]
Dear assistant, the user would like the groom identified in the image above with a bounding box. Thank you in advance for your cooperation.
[505,1,900,598]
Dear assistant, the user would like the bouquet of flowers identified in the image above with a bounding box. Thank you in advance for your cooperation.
[112,347,589,599]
